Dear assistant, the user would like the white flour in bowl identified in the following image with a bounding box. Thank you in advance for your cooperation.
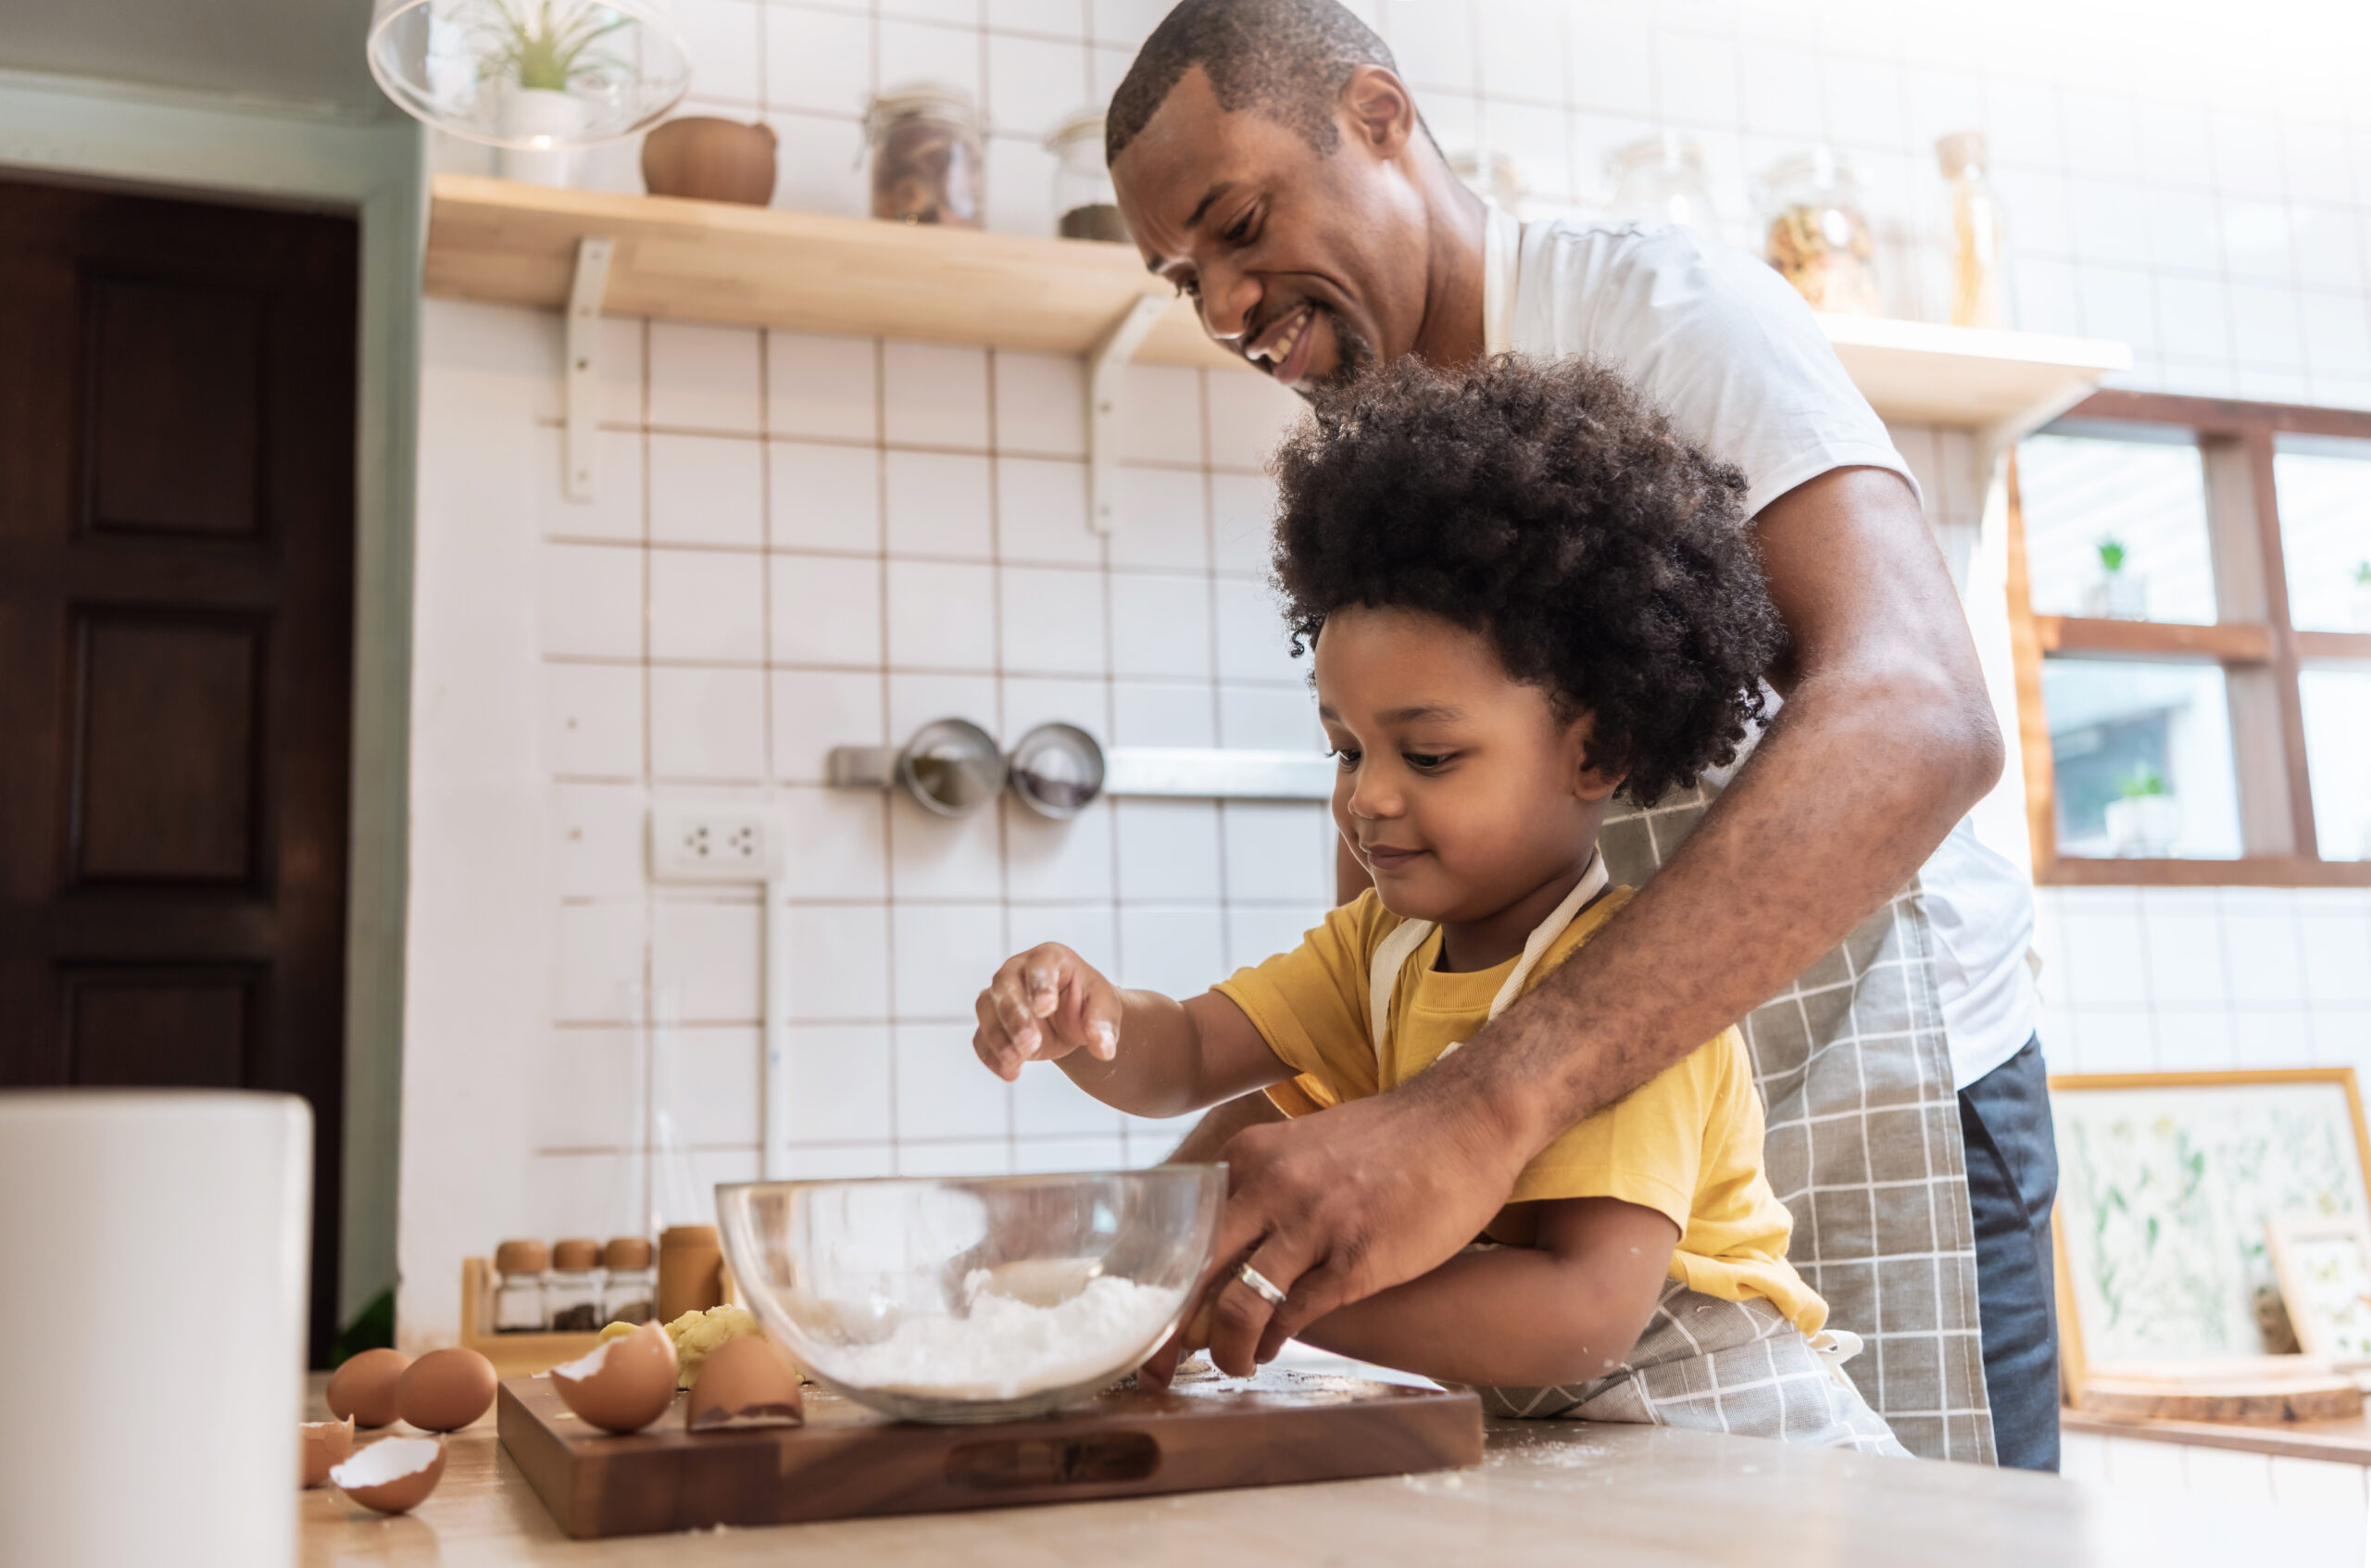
[827,1270,1183,1399]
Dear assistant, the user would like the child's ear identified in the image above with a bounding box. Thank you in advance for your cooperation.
[1563,712,1625,803]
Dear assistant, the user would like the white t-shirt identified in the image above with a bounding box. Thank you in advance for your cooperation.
[1489,208,2037,1090]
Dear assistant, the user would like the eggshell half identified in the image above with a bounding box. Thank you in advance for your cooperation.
[550,1320,677,1434]
[396,1347,498,1431]
[330,1436,446,1515]
[325,1348,413,1428]
[299,1416,355,1486]
[686,1336,805,1432]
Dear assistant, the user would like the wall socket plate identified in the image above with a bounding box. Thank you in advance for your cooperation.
[648,804,784,883]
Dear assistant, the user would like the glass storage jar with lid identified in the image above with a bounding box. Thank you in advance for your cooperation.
[1605,132,1717,233]
[1046,109,1127,243]
[1756,147,1881,316]
[601,1236,657,1324]
[1937,131,2005,328]
[547,1237,604,1331]
[864,82,983,227]
[491,1238,550,1333]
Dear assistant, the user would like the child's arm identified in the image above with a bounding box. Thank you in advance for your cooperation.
[1285,1197,1681,1389]
[972,943,1291,1120]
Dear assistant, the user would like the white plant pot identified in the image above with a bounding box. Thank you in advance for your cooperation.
[2351,579,2371,632]
[2104,794,2181,858]
[2083,571,2149,621]
[498,86,587,186]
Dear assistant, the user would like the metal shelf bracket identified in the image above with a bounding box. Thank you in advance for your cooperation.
[1085,292,1169,534]
[564,234,615,502]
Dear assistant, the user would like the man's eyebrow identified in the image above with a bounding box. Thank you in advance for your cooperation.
[1142,182,1237,275]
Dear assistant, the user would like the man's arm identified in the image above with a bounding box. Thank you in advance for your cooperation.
[1186,465,2003,1374]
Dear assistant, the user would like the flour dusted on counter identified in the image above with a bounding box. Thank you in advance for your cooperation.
[830,1270,1180,1399]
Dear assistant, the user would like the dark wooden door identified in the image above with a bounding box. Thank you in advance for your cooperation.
[0,179,357,1360]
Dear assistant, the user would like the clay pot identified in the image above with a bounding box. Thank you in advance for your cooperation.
[642,118,778,206]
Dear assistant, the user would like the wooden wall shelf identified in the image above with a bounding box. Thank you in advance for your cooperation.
[421,175,2128,435]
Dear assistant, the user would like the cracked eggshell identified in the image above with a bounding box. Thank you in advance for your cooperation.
[396,1347,498,1431]
[299,1416,355,1486]
[325,1348,413,1428]
[551,1320,677,1434]
[686,1336,805,1432]
[330,1436,446,1515]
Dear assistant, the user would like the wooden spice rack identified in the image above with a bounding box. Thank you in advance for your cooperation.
[458,1257,606,1378]
[457,1256,745,1378]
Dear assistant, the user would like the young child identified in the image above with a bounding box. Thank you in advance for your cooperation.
[970,355,1905,1456]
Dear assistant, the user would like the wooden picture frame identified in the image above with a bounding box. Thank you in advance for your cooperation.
[2051,1069,2371,1402]
[2267,1214,2371,1366]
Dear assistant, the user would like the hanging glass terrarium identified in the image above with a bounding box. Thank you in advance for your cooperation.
[366,0,691,182]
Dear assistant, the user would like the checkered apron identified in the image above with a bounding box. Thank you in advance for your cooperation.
[1369,870,1911,1458]
[1594,784,1994,1464]
[1474,1278,1909,1455]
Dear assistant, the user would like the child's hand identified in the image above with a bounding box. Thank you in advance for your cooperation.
[972,944,1123,1083]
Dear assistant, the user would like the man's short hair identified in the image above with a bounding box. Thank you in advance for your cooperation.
[1106,0,1399,164]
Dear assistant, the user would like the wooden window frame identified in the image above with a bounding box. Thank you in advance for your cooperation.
[2007,389,2371,888]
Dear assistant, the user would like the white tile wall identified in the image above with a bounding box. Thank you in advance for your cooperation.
[404,0,2371,1346]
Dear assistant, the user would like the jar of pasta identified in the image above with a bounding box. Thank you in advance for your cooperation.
[1756,148,1880,316]
[865,83,983,228]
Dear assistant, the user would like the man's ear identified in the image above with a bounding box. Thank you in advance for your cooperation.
[1340,64,1419,157]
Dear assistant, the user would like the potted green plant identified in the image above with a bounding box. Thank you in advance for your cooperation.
[2104,764,2179,857]
[2083,536,2149,620]
[2352,559,2371,631]
[468,0,630,185]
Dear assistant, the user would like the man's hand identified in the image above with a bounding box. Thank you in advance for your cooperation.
[1139,1076,1527,1383]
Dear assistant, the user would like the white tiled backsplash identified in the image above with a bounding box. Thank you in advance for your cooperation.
[398,0,2371,1343]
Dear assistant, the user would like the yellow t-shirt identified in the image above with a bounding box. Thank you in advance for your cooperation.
[1213,886,1826,1336]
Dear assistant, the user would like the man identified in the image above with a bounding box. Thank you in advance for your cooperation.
[1094,0,2059,1469]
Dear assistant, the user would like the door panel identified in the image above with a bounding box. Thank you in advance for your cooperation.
[0,179,356,1361]
[84,277,267,539]
[63,966,257,1086]
[72,612,264,884]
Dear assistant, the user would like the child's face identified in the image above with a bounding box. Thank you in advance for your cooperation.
[1313,605,1621,926]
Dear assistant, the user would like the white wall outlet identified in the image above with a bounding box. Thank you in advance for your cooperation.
[648,804,784,883]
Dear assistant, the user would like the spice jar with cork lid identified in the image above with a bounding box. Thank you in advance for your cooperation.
[601,1236,656,1324]
[864,84,983,227]
[658,1223,724,1322]
[491,1239,551,1333]
[547,1238,604,1331]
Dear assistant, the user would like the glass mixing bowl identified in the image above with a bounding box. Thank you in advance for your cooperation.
[716,1168,1224,1424]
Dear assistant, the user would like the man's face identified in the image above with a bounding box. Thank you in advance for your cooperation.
[1110,67,1429,395]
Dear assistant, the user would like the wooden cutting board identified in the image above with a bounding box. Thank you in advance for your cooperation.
[499,1365,1484,1538]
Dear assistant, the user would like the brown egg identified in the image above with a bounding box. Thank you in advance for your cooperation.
[299,1416,354,1486]
[396,1348,498,1431]
[329,1436,446,1515]
[685,1336,805,1432]
[550,1320,677,1434]
[325,1348,413,1428]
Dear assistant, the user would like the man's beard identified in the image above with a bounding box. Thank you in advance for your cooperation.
[1296,306,1375,398]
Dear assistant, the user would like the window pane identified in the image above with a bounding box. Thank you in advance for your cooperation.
[2020,429,2218,625]
[2301,667,2371,860]
[2273,436,2371,633]
[2045,658,2242,859]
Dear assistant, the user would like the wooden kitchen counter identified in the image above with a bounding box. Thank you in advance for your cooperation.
[299,1381,2360,1566]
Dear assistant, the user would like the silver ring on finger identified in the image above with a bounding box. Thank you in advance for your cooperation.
[1236,1261,1288,1311]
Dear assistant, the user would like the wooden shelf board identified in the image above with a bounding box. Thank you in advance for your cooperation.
[423,174,2131,430]
[2042,855,2371,888]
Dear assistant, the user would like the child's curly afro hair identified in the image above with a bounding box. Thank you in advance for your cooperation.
[1270,353,1786,807]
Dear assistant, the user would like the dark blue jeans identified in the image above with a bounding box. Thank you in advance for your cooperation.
[1959,1035,2061,1472]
